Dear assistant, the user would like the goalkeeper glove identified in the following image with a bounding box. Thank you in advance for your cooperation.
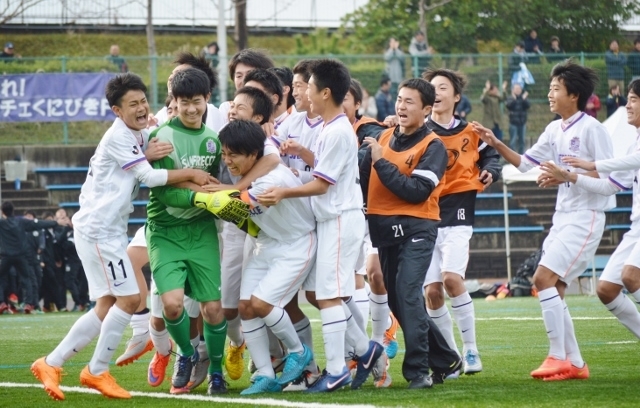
[192,190,249,224]
[237,217,260,238]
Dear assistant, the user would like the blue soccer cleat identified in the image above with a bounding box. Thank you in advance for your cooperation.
[278,344,313,385]
[352,340,383,389]
[240,375,281,395]
[305,367,352,393]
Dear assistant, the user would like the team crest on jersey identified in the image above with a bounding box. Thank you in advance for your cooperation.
[569,136,580,152]
[206,139,217,154]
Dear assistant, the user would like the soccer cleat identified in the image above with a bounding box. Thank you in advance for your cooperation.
[278,345,313,385]
[240,375,282,395]
[172,350,199,389]
[207,372,229,394]
[347,358,357,377]
[225,341,246,380]
[543,363,590,381]
[463,349,483,374]
[431,358,463,384]
[31,357,65,401]
[446,369,461,380]
[383,313,400,359]
[188,343,210,390]
[249,356,285,383]
[408,374,433,389]
[530,356,571,379]
[8,293,18,305]
[305,367,352,393]
[116,332,154,366]
[283,369,321,391]
[79,366,131,399]
[148,350,172,387]
[169,385,190,394]
[352,340,383,389]
[372,350,392,388]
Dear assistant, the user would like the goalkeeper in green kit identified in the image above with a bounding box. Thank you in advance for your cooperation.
[146,67,248,395]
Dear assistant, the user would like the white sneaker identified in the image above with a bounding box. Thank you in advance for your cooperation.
[446,369,460,380]
[372,350,392,388]
[282,369,321,391]
[188,343,210,390]
[115,332,153,366]
[463,350,482,374]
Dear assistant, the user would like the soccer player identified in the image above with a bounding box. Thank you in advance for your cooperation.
[258,59,381,393]
[217,120,316,394]
[538,79,640,363]
[269,66,296,119]
[31,73,214,400]
[146,68,230,395]
[472,60,615,380]
[422,68,501,375]
[243,68,285,122]
[360,78,462,389]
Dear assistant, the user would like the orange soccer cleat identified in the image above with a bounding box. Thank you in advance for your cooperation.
[530,356,571,379]
[31,357,65,401]
[79,366,131,399]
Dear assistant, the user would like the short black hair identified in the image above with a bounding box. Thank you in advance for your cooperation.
[550,60,598,112]
[218,120,266,160]
[348,78,363,105]
[1,201,14,217]
[398,78,436,108]
[270,66,295,108]
[105,73,147,107]
[228,48,274,79]
[174,52,219,91]
[170,68,211,100]
[243,68,284,107]
[292,59,315,83]
[24,209,36,218]
[309,59,351,106]
[628,79,640,98]
[422,68,467,112]
[380,76,391,87]
[234,86,274,125]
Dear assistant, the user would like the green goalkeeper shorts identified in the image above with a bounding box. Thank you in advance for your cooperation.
[146,220,221,302]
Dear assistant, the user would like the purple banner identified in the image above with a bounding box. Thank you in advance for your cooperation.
[0,73,117,123]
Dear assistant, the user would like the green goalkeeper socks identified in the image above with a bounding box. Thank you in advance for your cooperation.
[204,319,227,374]
[163,309,194,357]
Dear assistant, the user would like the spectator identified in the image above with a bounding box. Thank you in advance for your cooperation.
[107,44,128,73]
[605,39,626,89]
[627,37,640,82]
[505,83,531,154]
[358,86,378,119]
[546,36,566,63]
[375,76,395,122]
[455,94,472,119]
[40,211,65,312]
[585,93,601,119]
[384,37,405,100]
[23,210,45,313]
[408,31,432,75]
[605,84,627,118]
[481,80,507,141]
[508,42,528,79]
[523,29,544,63]
[0,42,20,61]
[201,41,219,69]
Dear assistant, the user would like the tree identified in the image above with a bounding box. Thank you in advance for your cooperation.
[0,0,46,25]
[233,0,248,51]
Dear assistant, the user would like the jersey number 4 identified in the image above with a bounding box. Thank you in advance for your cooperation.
[108,259,128,280]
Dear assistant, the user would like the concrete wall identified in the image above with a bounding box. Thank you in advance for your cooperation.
[0,145,96,171]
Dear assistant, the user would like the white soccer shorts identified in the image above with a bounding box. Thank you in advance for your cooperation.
[423,225,473,287]
[600,222,640,286]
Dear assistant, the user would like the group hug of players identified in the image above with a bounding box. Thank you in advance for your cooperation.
[29,46,640,401]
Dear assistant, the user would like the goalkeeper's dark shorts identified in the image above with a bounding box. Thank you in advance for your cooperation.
[146,221,222,302]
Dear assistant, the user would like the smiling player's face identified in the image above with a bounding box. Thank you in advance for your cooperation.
[221,146,257,177]
[113,90,149,131]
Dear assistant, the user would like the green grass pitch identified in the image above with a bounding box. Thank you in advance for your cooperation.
[1,295,639,407]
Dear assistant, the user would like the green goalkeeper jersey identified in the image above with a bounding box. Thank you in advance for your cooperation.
[146,118,221,227]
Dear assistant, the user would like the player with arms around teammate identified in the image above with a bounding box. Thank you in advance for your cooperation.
[539,79,640,356]
[360,78,461,389]
[258,59,381,393]
[473,60,615,381]
[146,68,242,395]
[31,73,213,400]
[422,68,501,376]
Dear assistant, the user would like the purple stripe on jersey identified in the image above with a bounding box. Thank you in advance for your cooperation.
[248,192,259,203]
[306,116,323,128]
[523,153,541,165]
[561,112,585,132]
[313,171,336,185]
[122,156,146,170]
[269,136,280,147]
[609,176,632,191]
[323,113,346,127]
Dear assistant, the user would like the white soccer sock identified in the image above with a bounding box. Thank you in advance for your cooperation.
[46,309,102,367]
[427,305,460,356]
[451,292,477,353]
[226,315,244,347]
[242,318,275,379]
[606,292,640,339]
[369,292,389,345]
[130,309,150,336]
[264,307,304,354]
[88,305,132,375]
[149,325,172,356]
[538,287,565,360]
[190,335,200,350]
[562,300,584,367]
[320,306,348,376]
[267,326,285,359]
[342,300,370,356]
[354,285,370,332]
[630,289,640,304]
[294,317,318,373]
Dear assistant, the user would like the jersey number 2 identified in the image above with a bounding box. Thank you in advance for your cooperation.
[108,259,127,280]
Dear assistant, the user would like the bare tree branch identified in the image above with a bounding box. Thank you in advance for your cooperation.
[0,0,47,25]
[422,0,454,12]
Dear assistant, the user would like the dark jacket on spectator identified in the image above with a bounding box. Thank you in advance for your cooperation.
[627,50,640,77]
[0,217,57,257]
[506,95,531,126]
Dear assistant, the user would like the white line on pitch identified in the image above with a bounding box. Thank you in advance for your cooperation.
[0,382,378,408]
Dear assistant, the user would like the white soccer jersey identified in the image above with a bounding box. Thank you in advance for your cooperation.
[73,118,167,241]
[219,101,231,126]
[155,103,225,132]
[271,111,323,175]
[246,163,316,241]
[520,112,616,212]
[310,113,364,222]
